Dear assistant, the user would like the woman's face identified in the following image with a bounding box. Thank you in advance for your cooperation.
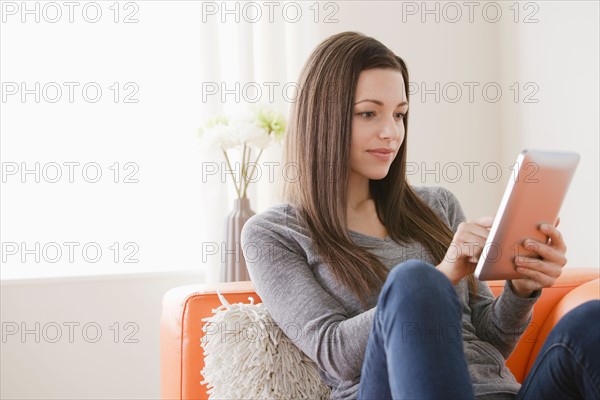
[350,68,408,181]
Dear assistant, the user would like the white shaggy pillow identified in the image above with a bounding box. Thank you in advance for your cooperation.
[200,291,331,400]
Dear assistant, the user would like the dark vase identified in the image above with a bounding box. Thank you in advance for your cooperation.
[221,197,255,282]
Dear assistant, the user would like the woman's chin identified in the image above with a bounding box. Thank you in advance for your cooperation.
[367,170,391,181]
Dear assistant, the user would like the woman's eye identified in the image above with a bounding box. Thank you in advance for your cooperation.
[357,111,375,118]
[355,111,406,120]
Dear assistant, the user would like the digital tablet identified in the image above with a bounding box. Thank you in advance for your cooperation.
[474,149,580,281]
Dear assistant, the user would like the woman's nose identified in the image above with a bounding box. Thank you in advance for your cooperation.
[378,117,403,140]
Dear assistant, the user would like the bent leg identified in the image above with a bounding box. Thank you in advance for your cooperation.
[358,259,474,400]
[515,300,600,400]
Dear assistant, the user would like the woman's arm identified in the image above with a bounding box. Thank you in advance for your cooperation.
[241,209,375,382]
[472,219,567,357]
[469,279,540,358]
[440,187,541,358]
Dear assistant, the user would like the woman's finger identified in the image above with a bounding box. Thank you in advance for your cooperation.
[474,215,495,228]
[514,256,562,278]
[522,239,567,267]
[460,220,492,239]
[468,224,492,241]
[455,225,486,247]
[462,231,489,255]
[514,263,556,287]
[540,223,567,253]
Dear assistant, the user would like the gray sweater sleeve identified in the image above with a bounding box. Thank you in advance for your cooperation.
[470,280,540,358]
[241,211,375,382]
[441,187,541,359]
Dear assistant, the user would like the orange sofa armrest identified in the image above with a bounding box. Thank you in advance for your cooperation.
[526,278,600,373]
[160,281,261,400]
[487,268,600,383]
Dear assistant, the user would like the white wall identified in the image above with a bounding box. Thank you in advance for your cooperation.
[1,271,204,399]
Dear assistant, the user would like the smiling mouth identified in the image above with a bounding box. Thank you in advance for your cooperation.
[367,150,394,160]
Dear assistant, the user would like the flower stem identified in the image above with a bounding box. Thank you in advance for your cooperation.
[240,143,248,198]
[243,147,264,198]
[222,147,241,198]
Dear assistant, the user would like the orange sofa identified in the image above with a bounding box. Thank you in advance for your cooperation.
[160,268,599,400]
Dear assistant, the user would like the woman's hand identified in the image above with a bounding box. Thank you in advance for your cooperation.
[437,216,494,285]
[510,218,567,298]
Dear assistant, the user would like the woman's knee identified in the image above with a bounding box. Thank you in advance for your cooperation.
[385,259,450,291]
[379,259,457,310]
[552,300,600,342]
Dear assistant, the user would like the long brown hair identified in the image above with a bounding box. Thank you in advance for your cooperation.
[282,31,475,307]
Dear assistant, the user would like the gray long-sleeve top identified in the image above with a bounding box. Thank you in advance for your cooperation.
[240,185,540,399]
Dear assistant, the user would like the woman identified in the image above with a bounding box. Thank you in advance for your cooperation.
[240,31,599,399]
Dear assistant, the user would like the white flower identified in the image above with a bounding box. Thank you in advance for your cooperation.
[197,107,287,198]
[198,117,273,151]
[199,123,234,151]
[228,120,272,150]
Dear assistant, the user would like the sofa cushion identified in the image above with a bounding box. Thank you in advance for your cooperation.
[200,291,331,399]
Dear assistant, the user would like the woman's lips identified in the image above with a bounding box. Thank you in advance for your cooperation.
[367,150,394,161]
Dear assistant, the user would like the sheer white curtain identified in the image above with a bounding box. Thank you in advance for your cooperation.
[196,12,319,282]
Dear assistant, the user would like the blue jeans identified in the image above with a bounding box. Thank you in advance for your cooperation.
[357,259,600,400]
[515,298,600,399]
